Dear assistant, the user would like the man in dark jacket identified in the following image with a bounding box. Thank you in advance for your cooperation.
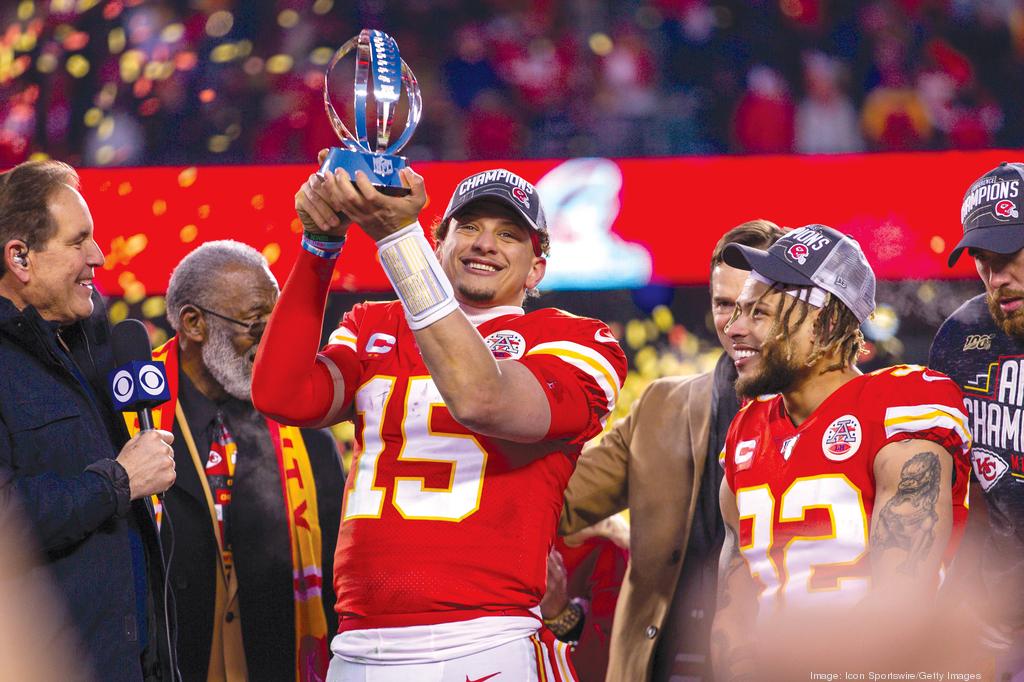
[154,240,344,682]
[0,160,177,681]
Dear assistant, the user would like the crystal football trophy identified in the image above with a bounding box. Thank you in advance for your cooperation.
[319,29,421,196]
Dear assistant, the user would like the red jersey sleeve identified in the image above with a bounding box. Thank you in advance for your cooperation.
[519,312,627,445]
[873,365,973,463]
[316,303,369,424]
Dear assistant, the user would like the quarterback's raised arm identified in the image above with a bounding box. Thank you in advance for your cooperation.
[252,168,355,427]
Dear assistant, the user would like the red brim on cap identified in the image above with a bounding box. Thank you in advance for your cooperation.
[947,224,1024,267]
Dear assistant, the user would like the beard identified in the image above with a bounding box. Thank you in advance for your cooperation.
[202,323,255,401]
[455,280,497,304]
[986,288,1024,338]
[735,335,803,400]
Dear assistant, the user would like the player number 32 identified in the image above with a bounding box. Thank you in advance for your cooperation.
[344,376,487,522]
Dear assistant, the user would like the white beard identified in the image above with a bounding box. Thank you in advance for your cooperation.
[201,323,254,401]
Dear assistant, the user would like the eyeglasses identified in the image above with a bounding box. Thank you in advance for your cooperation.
[193,305,267,341]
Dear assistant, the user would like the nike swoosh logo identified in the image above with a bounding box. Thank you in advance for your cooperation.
[594,329,617,343]
[466,674,501,682]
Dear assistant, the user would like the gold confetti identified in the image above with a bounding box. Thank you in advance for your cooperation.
[207,135,230,153]
[152,199,167,216]
[17,1,33,21]
[277,9,299,28]
[206,11,234,38]
[251,194,265,210]
[108,27,125,54]
[124,280,146,304]
[83,107,102,127]
[160,23,184,43]
[313,0,334,13]
[290,218,303,233]
[266,54,293,74]
[178,167,197,188]
[652,305,673,332]
[106,234,149,268]
[36,53,57,73]
[179,224,198,243]
[117,271,137,289]
[97,116,114,140]
[66,54,90,78]
[108,300,129,324]
[310,47,334,66]
[210,44,237,63]
[588,33,613,56]
[117,182,132,196]
[198,204,211,219]
[28,151,49,162]
[142,297,166,319]
[95,145,114,165]
[262,242,281,265]
[930,235,945,254]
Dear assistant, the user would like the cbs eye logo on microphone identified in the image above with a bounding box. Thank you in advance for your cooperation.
[109,361,170,411]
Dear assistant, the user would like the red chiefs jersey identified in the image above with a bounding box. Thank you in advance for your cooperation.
[319,301,626,631]
[722,365,972,615]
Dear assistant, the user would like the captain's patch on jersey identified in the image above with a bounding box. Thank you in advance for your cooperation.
[735,439,756,470]
[972,448,1009,492]
[484,330,526,360]
[822,415,861,462]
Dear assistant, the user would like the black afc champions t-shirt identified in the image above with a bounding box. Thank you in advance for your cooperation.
[929,293,1024,629]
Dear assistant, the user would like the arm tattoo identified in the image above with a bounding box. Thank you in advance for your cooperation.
[873,451,941,575]
[716,524,748,611]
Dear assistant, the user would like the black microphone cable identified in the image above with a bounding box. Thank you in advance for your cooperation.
[160,499,182,682]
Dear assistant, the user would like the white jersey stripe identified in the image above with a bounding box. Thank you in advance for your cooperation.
[527,341,620,413]
[327,325,358,351]
[883,404,972,452]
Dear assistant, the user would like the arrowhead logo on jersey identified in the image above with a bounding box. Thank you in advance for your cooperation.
[995,199,1019,220]
[594,328,617,344]
[734,439,756,470]
[786,243,809,265]
[484,330,526,360]
[972,448,1008,492]
[821,415,861,461]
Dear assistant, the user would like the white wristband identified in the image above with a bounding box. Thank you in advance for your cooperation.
[377,222,459,330]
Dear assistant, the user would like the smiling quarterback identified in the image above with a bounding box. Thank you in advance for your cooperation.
[252,162,625,682]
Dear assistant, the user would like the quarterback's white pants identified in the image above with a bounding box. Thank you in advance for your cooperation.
[326,632,576,682]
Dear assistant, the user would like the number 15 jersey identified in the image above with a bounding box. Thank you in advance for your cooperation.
[722,365,972,615]
[319,301,627,632]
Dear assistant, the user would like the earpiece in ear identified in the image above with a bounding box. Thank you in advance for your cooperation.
[13,252,28,267]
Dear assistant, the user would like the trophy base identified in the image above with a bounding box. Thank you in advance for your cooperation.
[319,147,411,197]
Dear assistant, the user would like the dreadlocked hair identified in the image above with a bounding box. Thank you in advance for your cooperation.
[755,284,865,371]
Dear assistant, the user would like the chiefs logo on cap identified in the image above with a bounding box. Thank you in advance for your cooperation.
[786,243,809,265]
[512,186,530,208]
[995,199,1020,220]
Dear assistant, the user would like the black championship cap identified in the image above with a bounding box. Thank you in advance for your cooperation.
[722,223,876,323]
[948,162,1024,266]
[441,168,548,253]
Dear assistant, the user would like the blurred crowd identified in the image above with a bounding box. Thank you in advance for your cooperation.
[1,0,1023,168]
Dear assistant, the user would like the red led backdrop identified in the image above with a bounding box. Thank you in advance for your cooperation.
[78,150,1010,297]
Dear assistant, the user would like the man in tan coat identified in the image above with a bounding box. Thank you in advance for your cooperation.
[559,220,784,681]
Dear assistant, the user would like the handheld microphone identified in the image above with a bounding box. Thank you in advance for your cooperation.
[109,319,170,430]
